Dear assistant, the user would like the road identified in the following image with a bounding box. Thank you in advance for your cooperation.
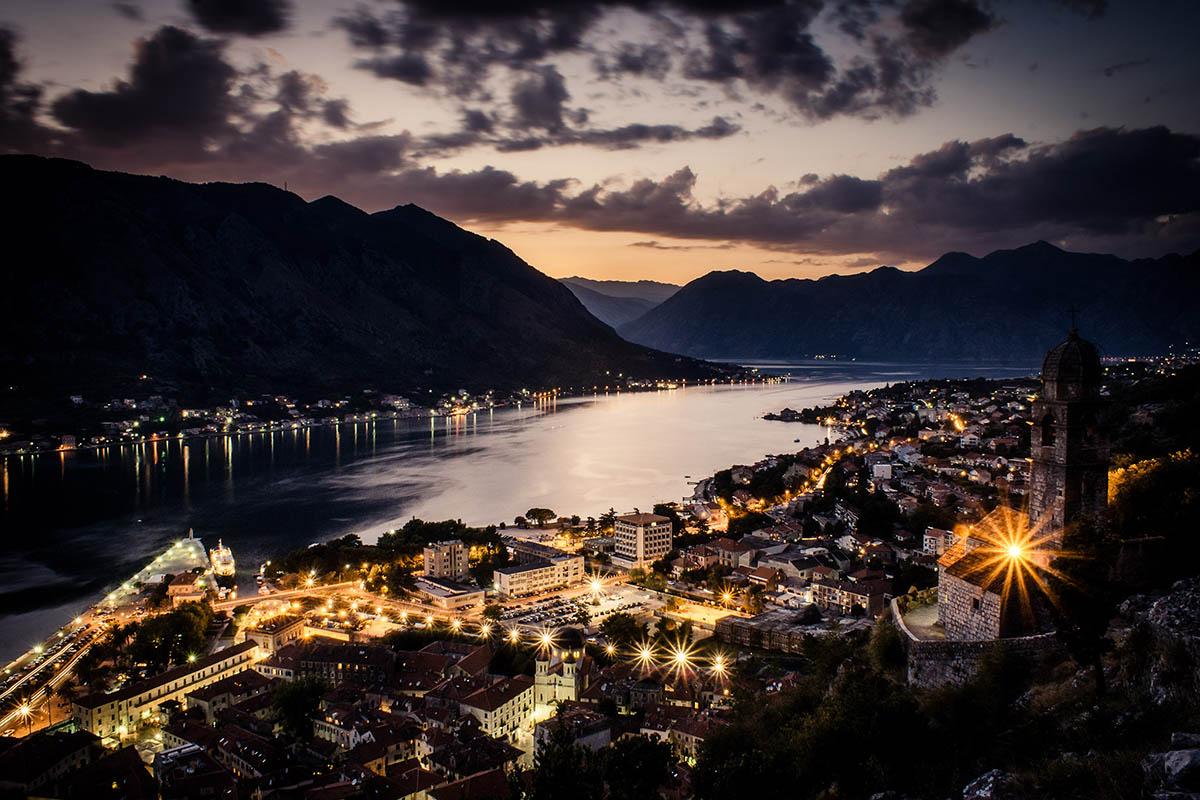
[1,536,210,738]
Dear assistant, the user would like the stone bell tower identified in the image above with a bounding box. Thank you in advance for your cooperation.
[1028,327,1109,541]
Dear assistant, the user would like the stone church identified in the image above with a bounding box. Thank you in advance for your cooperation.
[937,327,1109,641]
[533,628,596,716]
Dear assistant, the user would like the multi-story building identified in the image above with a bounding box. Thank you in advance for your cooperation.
[458,675,535,742]
[243,614,304,653]
[72,641,260,739]
[184,669,274,724]
[423,540,470,580]
[811,577,891,616]
[612,512,672,571]
[493,552,584,597]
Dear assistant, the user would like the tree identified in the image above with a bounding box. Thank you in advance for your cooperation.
[600,612,646,649]
[271,676,328,742]
[1048,515,1118,695]
[600,508,617,531]
[574,608,592,626]
[600,735,675,800]
[1107,450,1200,581]
[515,516,529,528]
[526,508,556,528]
[529,711,602,800]
[797,605,823,625]
[483,604,503,622]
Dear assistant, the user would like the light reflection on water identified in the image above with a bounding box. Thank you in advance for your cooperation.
[0,362,1034,658]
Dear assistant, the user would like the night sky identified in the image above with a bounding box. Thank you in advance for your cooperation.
[1,0,1198,282]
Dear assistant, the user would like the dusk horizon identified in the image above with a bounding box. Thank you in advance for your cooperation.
[2,0,1199,283]
[2,3,1199,799]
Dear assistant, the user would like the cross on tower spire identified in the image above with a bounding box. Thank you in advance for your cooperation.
[1066,305,1080,333]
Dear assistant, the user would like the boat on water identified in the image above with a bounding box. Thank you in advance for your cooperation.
[209,539,236,577]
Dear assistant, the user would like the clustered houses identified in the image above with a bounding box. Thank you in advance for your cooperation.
[53,626,748,799]
[664,366,1087,651]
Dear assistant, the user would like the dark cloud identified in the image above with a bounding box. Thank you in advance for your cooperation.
[510,65,570,132]
[1056,0,1107,19]
[51,26,238,149]
[462,108,495,133]
[186,0,291,37]
[356,53,433,86]
[788,174,882,213]
[411,113,740,158]
[335,0,999,122]
[594,42,672,80]
[111,2,143,20]
[311,135,410,174]
[630,240,735,250]
[0,27,44,152]
[332,9,392,48]
[1101,58,1150,78]
[531,126,1200,260]
[898,0,995,60]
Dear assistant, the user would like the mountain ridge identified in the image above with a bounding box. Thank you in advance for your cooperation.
[0,155,725,417]
[618,242,1200,361]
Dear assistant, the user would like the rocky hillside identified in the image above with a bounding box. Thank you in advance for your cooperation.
[618,242,1200,362]
[0,156,723,415]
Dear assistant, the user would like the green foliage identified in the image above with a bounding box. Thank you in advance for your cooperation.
[867,621,906,677]
[529,712,602,800]
[599,612,647,649]
[907,500,956,534]
[726,511,773,538]
[127,601,213,670]
[482,603,504,621]
[1107,450,1200,580]
[1049,515,1119,694]
[526,508,557,527]
[599,735,675,800]
[271,676,328,742]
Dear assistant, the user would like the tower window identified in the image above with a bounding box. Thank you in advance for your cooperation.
[1040,413,1056,447]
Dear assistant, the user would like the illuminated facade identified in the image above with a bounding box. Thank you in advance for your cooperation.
[612,513,672,571]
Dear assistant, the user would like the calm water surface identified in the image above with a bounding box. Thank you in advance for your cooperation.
[0,362,1034,659]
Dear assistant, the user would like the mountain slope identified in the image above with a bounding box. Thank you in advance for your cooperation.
[618,242,1200,361]
[0,155,724,413]
[559,276,680,304]
[559,281,659,328]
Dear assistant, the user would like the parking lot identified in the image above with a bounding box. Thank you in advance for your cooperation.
[496,583,658,630]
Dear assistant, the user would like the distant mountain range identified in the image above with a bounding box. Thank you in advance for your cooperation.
[0,156,723,416]
[617,242,1200,362]
[558,277,680,328]
[559,276,680,304]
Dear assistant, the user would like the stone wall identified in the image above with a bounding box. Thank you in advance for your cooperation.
[891,598,1062,688]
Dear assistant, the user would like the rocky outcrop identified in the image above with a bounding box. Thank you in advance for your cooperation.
[1143,735,1200,799]
[1120,577,1200,705]
[961,769,1021,799]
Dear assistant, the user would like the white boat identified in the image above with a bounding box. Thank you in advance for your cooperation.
[209,539,236,577]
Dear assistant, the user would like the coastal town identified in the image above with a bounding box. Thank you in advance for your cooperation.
[1,333,1198,799]
[0,375,780,458]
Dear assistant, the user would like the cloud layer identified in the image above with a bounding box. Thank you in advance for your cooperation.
[0,1,1196,269]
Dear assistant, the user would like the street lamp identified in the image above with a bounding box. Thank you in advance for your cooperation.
[18,702,32,735]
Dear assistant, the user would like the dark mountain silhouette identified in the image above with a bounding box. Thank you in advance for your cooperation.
[559,281,660,328]
[0,155,724,415]
[559,276,679,304]
[618,242,1200,362]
